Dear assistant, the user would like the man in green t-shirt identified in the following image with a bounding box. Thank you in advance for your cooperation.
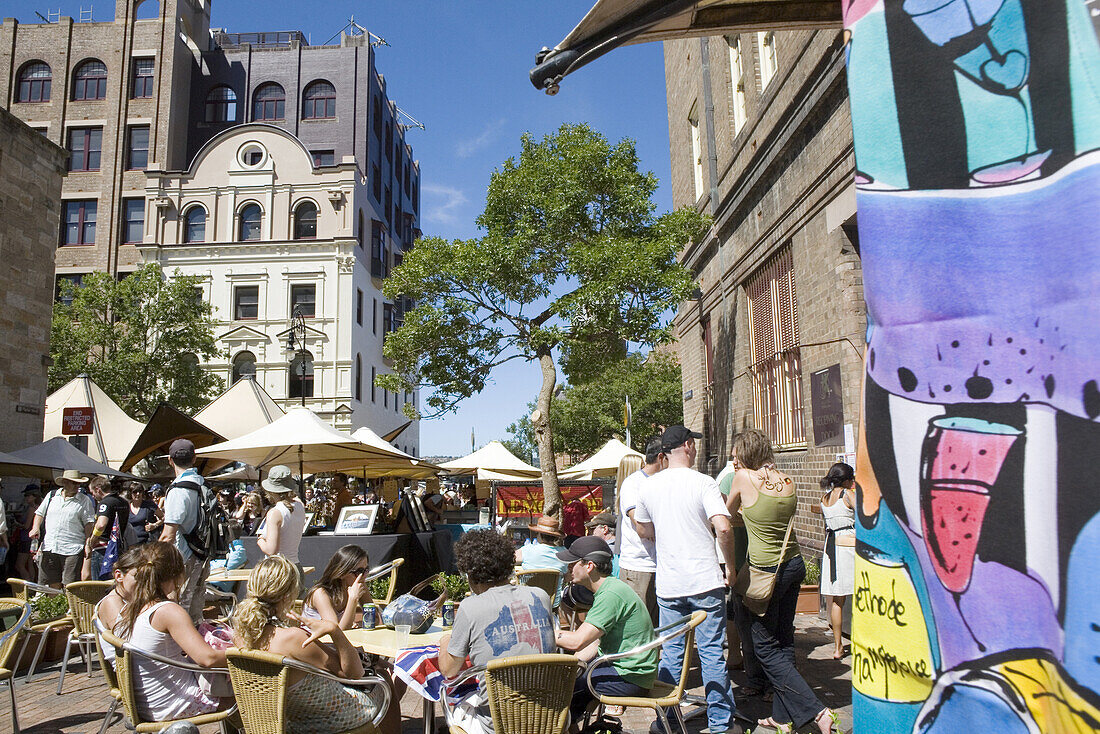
[555,536,658,726]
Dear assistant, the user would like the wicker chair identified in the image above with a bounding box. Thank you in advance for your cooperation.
[99,627,240,733]
[363,557,404,605]
[57,580,112,694]
[443,653,581,734]
[92,619,123,734]
[6,577,73,683]
[515,568,563,604]
[0,598,32,734]
[580,611,706,734]
[225,647,392,734]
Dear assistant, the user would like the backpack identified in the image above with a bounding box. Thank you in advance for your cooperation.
[171,478,233,561]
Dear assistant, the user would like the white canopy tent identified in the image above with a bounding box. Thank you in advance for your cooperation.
[344,427,441,479]
[43,375,145,469]
[559,437,642,480]
[439,441,541,479]
[193,375,285,441]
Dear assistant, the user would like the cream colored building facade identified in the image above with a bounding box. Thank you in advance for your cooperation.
[139,124,418,453]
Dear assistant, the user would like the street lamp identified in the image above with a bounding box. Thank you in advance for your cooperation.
[285,305,307,407]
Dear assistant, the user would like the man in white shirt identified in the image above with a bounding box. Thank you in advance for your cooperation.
[30,469,95,587]
[617,436,666,623]
[159,438,209,623]
[635,426,741,734]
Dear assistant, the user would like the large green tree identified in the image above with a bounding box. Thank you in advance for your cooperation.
[51,263,223,420]
[379,123,705,516]
[505,351,683,460]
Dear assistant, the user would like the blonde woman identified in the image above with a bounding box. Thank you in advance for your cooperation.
[256,465,306,565]
[232,555,398,734]
[616,437,664,622]
[234,491,265,536]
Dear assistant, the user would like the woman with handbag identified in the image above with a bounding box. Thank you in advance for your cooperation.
[819,463,856,660]
[728,430,836,734]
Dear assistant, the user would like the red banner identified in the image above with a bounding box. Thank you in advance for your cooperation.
[495,484,603,519]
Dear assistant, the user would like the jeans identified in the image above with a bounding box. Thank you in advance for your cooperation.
[570,662,648,720]
[737,556,823,728]
[657,588,736,732]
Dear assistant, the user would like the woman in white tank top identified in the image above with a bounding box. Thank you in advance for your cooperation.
[257,465,306,564]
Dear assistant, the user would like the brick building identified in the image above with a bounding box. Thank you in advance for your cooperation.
[1,1,421,446]
[0,107,67,454]
[664,30,864,554]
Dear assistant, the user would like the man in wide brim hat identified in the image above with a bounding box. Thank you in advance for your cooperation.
[31,469,95,587]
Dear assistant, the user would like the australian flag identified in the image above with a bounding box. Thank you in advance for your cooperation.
[97,518,122,580]
[393,644,474,702]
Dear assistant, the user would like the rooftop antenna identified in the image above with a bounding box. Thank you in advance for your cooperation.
[395,105,425,132]
[322,16,388,48]
[79,4,93,22]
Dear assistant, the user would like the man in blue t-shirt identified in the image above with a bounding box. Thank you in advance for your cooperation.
[159,438,208,623]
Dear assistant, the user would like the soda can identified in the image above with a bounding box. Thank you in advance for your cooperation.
[441,601,455,628]
[362,603,378,629]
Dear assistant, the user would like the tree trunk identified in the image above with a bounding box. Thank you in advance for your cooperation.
[534,347,562,519]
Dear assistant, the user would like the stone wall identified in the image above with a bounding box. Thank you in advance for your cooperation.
[0,107,67,454]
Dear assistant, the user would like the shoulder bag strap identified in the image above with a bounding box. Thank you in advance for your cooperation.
[763,514,798,599]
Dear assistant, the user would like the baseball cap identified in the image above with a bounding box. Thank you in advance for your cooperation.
[168,438,196,462]
[585,511,615,529]
[661,425,702,452]
[556,536,613,564]
[644,436,664,464]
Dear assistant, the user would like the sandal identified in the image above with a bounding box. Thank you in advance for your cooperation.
[757,717,792,733]
[814,708,842,734]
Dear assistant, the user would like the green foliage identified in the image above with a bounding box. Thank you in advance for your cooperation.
[550,351,683,456]
[376,123,706,418]
[804,556,822,586]
[502,405,538,465]
[431,573,470,601]
[50,263,224,420]
[368,576,391,601]
[29,593,68,624]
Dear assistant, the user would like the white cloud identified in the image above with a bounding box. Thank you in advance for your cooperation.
[422,184,468,226]
[455,119,506,158]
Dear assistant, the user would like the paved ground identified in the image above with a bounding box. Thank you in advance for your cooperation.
[9,615,850,733]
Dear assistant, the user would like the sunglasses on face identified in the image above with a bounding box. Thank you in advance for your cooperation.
[352,567,370,575]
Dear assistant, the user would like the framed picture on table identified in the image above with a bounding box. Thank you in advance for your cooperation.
[335,504,380,534]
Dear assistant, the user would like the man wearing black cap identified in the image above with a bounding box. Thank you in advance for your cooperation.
[634,425,740,733]
[555,536,658,726]
[159,438,209,623]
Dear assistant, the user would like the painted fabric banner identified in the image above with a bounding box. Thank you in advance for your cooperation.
[494,484,603,519]
[843,1,1100,731]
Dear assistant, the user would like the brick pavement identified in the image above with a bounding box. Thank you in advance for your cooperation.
[9,615,850,733]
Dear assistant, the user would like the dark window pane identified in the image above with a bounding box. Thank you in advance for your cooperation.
[123,198,144,243]
[67,127,102,172]
[17,61,51,103]
[184,207,206,243]
[127,126,149,170]
[73,60,107,100]
[239,204,262,241]
[290,284,316,318]
[293,201,317,240]
[234,286,259,319]
[205,86,237,122]
[131,57,154,98]
[302,80,336,119]
[252,83,285,121]
[61,200,96,245]
[311,150,335,166]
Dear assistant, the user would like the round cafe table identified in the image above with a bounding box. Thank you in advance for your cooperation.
[208,565,315,582]
[342,621,450,734]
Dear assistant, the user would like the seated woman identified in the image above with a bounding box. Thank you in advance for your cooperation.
[515,515,569,574]
[95,545,148,665]
[232,554,399,734]
[302,544,373,629]
[101,542,227,722]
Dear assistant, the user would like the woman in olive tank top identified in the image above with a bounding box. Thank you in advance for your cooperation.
[727,430,837,734]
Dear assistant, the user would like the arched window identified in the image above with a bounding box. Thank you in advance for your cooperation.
[252,82,285,121]
[16,61,51,103]
[231,351,256,384]
[293,200,317,240]
[239,203,262,241]
[183,206,206,243]
[135,0,160,20]
[205,86,237,122]
[302,80,335,119]
[288,350,314,399]
[72,59,107,101]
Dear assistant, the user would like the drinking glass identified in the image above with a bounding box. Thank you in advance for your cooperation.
[395,623,411,651]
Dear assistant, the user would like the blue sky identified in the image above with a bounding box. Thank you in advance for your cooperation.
[7,1,674,457]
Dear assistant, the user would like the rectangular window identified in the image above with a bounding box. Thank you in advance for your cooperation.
[290,284,316,318]
[122,198,145,244]
[55,274,84,305]
[384,188,392,225]
[311,149,335,166]
[383,302,394,334]
[127,125,150,170]
[758,31,778,89]
[131,57,154,98]
[356,289,363,325]
[728,36,748,134]
[355,355,362,402]
[372,96,382,137]
[371,220,387,278]
[372,298,378,334]
[384,387,388,408]
[747,246,805,447]
[192,286,204,305]
[371,366,376,402]
[234,285,259,320]
[688,102,704,200]
[61,200,97,245]
[372,165,382,202]
[385,121,393,159]
[67,127,102,172]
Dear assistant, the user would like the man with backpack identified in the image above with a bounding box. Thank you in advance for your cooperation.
[159,439,214,623]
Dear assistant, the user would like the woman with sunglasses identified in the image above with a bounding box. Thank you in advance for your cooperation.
[302,544,375,629]
[126,482,163,547]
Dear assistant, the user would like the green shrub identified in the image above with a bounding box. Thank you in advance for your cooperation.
[803,556,822,586]
[368,576,391,601]
[30,593,69,624]
[431,573,470,601]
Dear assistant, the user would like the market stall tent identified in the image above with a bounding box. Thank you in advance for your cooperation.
[193,375,285,441]
[438,441,541,479]
[43,375,145,469]
[559,437,642,480]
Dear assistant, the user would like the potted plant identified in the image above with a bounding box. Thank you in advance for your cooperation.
[15,593,72,671]
[431,573,470,606]
[367,576,392,604]
[797,556,821,614]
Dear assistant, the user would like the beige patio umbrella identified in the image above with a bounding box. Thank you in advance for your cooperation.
[559,437,642,480]
[194,406,412,481]
[193,375,285,440]
[439,440,541,478]
[344,427,441,479]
